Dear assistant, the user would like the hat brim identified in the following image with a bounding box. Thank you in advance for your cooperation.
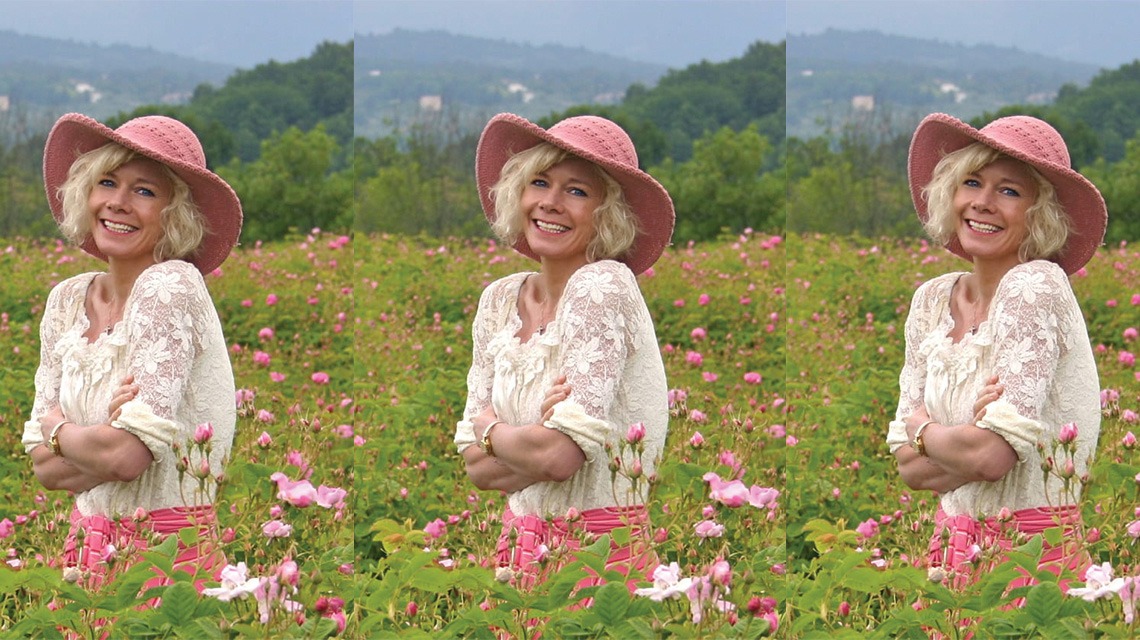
[43,113,243,275]
[908,113,1107,275]
[475,113,674,275]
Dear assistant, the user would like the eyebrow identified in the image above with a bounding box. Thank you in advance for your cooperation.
[103,168,163,188]
[966,170,1030,189]
[534,170,597,188]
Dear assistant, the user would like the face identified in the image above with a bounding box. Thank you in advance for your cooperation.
[951,156,1037,270]
[87,157,172,270]
[519,156,605,268]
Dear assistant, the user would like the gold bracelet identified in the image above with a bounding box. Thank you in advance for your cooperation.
[913,420,935,457]
[480,420,504,457]
[49,419,72,457]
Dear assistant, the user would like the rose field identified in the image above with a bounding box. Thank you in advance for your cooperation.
[0,231,354,638]
[354,230,780,637]
[787,234,1140,638]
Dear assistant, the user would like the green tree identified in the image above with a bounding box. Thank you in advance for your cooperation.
[218,125,351,242]
[654,124,782,239]
[1082,133,1140,244]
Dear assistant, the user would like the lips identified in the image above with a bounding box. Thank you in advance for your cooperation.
[966,219,1003,234]
[534,219,570,234]
[101,219,139,234]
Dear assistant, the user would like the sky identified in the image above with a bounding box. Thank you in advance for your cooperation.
[787,0,1140,70]
[0,0,354,68]
[352,0,782,68]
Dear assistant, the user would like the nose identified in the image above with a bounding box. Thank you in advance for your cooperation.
[971,190,993,213]
[539,191,562,213]
[105,186,128,213]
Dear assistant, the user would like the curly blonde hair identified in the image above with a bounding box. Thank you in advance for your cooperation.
[57,142,207,262]
[921,142,1071,263]
[488,142,640,263]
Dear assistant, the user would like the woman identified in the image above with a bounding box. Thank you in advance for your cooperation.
[454,113,674,589]
[22,113,242,592]
[887,113,1105,592]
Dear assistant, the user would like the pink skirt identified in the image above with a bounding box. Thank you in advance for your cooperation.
[496,504,655,593]
[63,504,222,594]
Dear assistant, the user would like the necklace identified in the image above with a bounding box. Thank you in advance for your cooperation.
[528,275,553,336]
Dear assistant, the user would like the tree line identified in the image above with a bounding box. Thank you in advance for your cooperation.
[789,59,1140,244]
[0,41,353,242]
[355,40,786,242]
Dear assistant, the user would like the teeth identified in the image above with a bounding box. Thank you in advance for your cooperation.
[103,220,138,234]
[535,220,569,233]
[967,220,1002,233]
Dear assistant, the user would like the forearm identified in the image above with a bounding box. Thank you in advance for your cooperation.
[919,422,1018,483]
[489,422,586,483]
[895,444,971,493]
[30,445,105,493]
[53,422,154,483]
[463,446,544,493]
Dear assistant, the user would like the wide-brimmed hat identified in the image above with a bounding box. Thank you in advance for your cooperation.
[475,113,675,275]
[43,113,243,275]
[908,112,1107,275]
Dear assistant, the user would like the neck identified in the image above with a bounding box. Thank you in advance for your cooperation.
[105,257,157,300]
[536,256,589,301]
[969,257,1020,302]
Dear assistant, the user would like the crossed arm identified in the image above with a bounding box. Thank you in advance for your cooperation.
[894,375,1018,493]
[31,375,152,492]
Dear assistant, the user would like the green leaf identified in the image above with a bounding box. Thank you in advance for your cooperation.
[1025,582,1063,627]
[160,581,200,626]
[592,582,631,626]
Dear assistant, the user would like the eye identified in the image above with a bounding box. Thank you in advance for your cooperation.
[962,178,980,188]
[97,178,115,188]
[136,187,157,198]
[569,187,589,197]
[530,178,548,188]
[1000,187,1021,197]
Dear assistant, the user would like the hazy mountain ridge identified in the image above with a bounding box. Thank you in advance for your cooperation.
[787,29,1102,139]
[354,29,668,139]
[0,29,234,125]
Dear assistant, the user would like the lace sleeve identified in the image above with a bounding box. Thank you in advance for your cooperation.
[545,261,641,462]
[111,261,211,461]
[455,279,506,452]
[887,280,939,453]
[980,262,1073,458]
[22,282,72,453]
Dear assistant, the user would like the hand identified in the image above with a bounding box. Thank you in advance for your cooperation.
[39,405,66,443]
[904,406,931,441]
[107,375,138,422]
[972,375,1003,424]
[540,375,571,423]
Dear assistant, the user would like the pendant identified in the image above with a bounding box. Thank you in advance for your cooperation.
[970,325,978,335]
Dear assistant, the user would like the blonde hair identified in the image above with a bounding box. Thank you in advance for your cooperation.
[921,142,1071,263]
[57,142,207,262]
[489,142,640,263]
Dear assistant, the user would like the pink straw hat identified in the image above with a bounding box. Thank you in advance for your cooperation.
[908,112,1107,275]
[475,113,675,275]
[43,113,243,275]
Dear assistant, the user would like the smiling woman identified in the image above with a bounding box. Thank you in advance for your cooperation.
[454,113,675,598]
[887,113,1108,597]
[23,113,243,599]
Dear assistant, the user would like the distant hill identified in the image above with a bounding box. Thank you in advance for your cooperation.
[354,29,667,139]
[0,29,234,135]
[787,29,1101,140]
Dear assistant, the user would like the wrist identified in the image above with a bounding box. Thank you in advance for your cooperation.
[480,420,505,457]
[49,419,73,457]
[912,420,935,457]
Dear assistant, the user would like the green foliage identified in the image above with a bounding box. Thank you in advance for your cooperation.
[654,125,783,238]
[217,126,352,241]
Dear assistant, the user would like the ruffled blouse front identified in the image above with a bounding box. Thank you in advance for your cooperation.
[887,260,1101,517]
[22,260,236,518]
[454,260,669,518]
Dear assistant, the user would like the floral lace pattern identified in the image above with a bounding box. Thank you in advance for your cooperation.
[22,260,236,518]
[455,260,669,517]
[887,260,1101,517]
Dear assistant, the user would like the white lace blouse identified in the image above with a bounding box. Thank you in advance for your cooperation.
[454,259,669,518]
[887,260,1101,517]
[22,260,236,518]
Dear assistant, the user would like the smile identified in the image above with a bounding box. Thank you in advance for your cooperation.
[966,220,1003,234]
[534,220,570,234]
[101,220,139,234]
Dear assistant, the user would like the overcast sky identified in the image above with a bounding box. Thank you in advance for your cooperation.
[787,0,1140,70]
[355,1,785,68]
[0,0,353,68]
